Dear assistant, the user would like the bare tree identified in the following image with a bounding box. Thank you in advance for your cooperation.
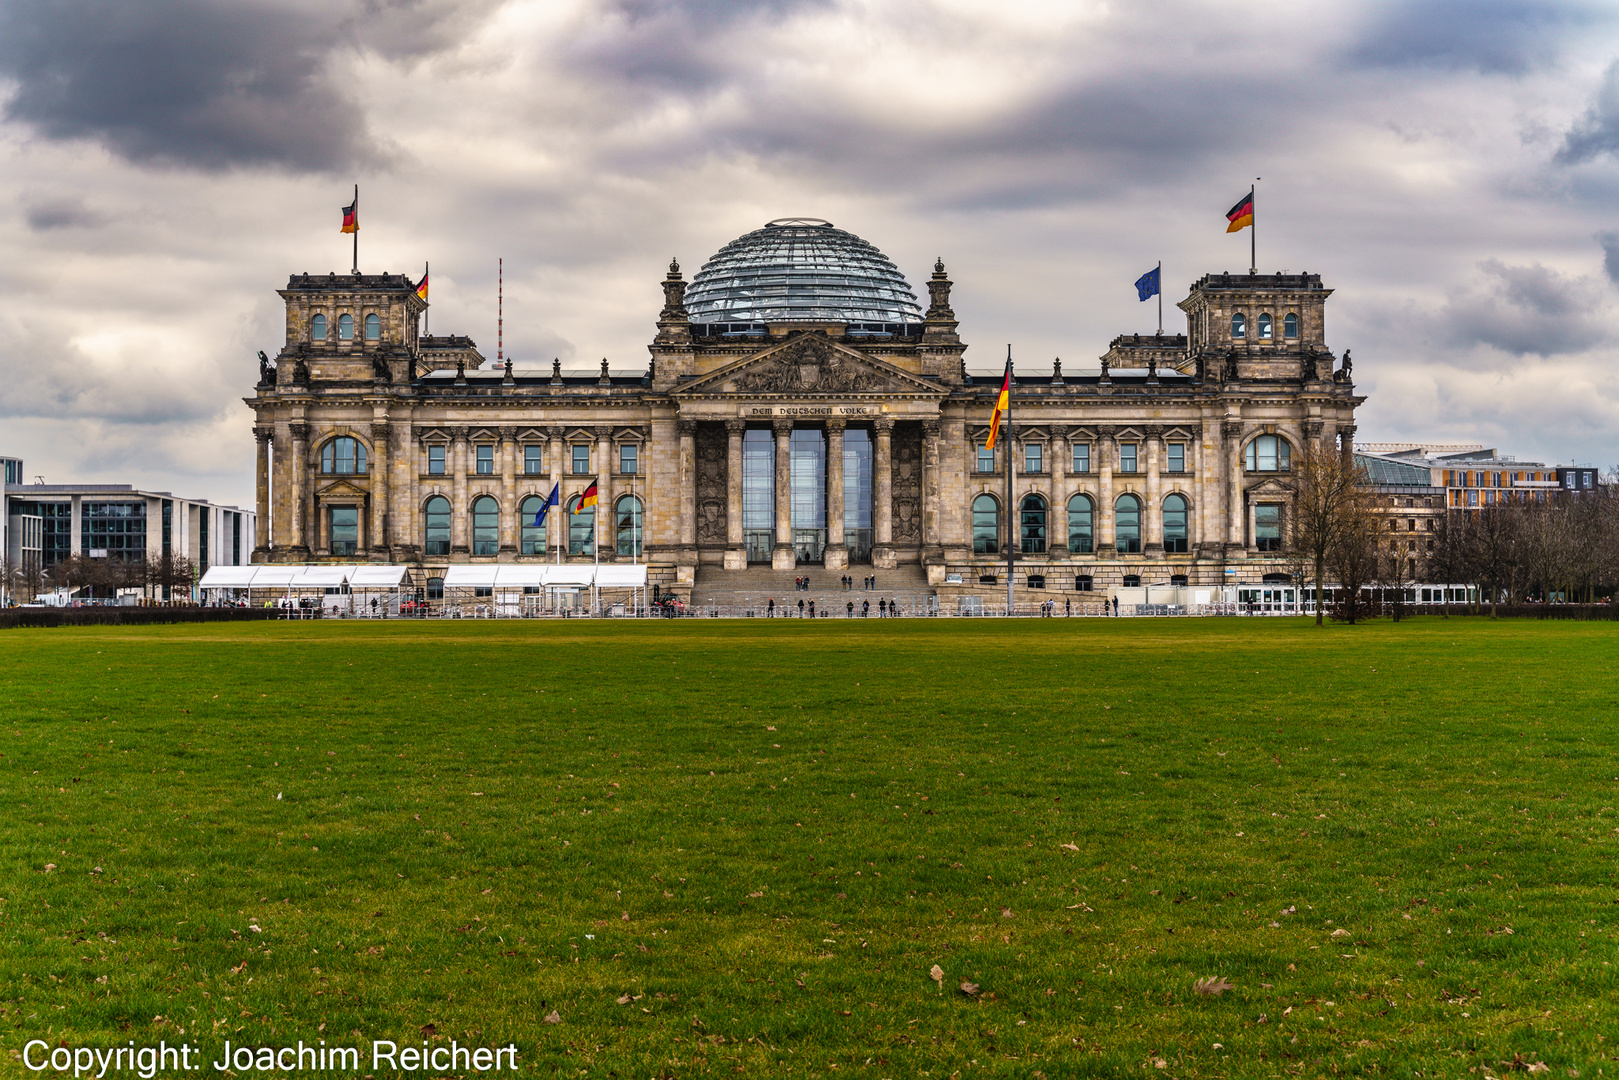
[1326,492,1381,623]
[1287,441,1368,626]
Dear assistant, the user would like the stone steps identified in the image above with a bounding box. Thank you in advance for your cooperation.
[690,564,933,613]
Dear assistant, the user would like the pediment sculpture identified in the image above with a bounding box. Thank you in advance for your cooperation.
[730,335,896,394]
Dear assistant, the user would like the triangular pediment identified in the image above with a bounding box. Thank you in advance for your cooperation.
[674,332,944,397]
[316,478,369,498]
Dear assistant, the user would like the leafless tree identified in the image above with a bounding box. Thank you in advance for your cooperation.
[1287,441,1368,626]
[1326,492,1381,624]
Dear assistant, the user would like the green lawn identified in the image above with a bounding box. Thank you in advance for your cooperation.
[2,617,1617,1078]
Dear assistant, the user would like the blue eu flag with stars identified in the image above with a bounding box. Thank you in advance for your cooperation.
[1134,266,1160,301]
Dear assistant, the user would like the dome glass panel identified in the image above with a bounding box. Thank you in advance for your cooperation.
[684,218,923,335]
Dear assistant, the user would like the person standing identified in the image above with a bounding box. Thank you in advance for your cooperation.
[847,600,854,617]
[862,599,869,617]
[1112,595,1119,616]
[809,600,816,618]
[1065,597,1071,617]
[879,598,887,618]
[798,598,805,617]
[767,597,775,618]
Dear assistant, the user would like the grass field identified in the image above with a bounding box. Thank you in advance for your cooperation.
[3,617,1618,1079]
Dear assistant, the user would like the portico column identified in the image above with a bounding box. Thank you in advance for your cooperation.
[369,421,390,557]
[1097,427,1115,553]
[451,429,470,555]
[771,419,795,570]
[1224,420,1245,552]
[1144,426,1163,557]
[678,420,697,551]
[1338,424,1356,470]
[921,419,942,560]
[1047,425,1067,558]
[289,423,310,555]
[499,427,518,555]
[595,425,613,559]
[872,418,894,568]
[254,426,271,554]
[724,419,746,570]
[824,420,847,571]
[549,425,566,558]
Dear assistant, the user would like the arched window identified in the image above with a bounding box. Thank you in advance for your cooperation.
[1067,494,1094,554]
[1163,494,1189,553]
[310,313,327,341]
[320,436,367,475]
[424,496,451,556]
[1115,494,1142,554]
[1283,312,1299,339]
[568,494,595,555]
[1244,434,1292,472]
[1231,312,1246,339]
[364,312,380,341]
[972,494,999,555]
[1257,313,1272,340]
[519,495,546,555]
[1019,493,1047,554]
[471,496,499,556]
[616,495,643,557]
[337,313,354,340]
[426,576,444,601]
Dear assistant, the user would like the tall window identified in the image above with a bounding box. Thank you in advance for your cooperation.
[1024,443,1043,474]
[1255,504,1283,551]
[976,442,994,473]
[1245,434,1291,472]
[80,502,146,561]
[743,428,775,562]
[1120,442,1138,473]
[972,494,999,554]
[843,427,873,564]
[424,496,450,556]
[1115,494,1142,554]
[1072,443,1090,474]
[320,436,367,475]
[428,444,445,475]
[471,496,499,556]
[524,445,545,475]
[568,494,594,554]
[1019,493,1047,554]
[364,312,381,341]
[1167,443,1185,472]
[519,495,546,555]
[619,443,638,474]
[329,506,358,556]
[1283,312,1299,339]
[338,313,354,340]
[1163,494,1189,554]
[476,445,494,475]
[310,313,327,341]
[1231,312,1246,339]
[571,444,591,474]
[1068,494,1094,553]
[1257,313,1273,340]
[616,495,643,557]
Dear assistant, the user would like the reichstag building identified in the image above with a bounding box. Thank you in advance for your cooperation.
[247,217,1363,603]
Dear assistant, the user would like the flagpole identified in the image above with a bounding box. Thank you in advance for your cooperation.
[424,260,429,336]
[352,184,359,274]
[1157,260,1163,335]
[1249,181,1256,275]
[1005,345,1015,617]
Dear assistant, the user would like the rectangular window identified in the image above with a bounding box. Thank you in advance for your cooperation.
[524,445,545,475]
[1167,443,1185,473]
[1255,504,1283,552]
[1075,574,1093,592]
[619,443,638,475]
[1120,443,1137,473]
[1024,443,1042,474]
[1026,574,1045,589]
[1071,443,1090,474]
[476,445,494,475]
[428,445,445,475]
[81,502,147,562]
[329,506,358,556]
[976,442,994,473]
[572,444,591,474]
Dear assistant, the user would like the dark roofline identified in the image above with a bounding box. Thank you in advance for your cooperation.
[285,272,417,291]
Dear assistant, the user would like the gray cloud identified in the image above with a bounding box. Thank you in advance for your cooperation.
[1600,231,1619,284]
[23,195,105,231]
[1558,58,1619,164]
[1441,259,1610,356]
[1345,0,1604,75]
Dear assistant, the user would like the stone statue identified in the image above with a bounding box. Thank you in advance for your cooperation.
[1225,352,1239,380]
[1099,357,1110,382]
[1147,358,1158,380]
[455,359,466,381]
[1052,358,1063,381]
[552,358,562,380]
[601,357,611,380]
[257,350,274,384]
[1302,351,1318,380]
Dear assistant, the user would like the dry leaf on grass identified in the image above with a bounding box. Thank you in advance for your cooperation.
[929,964,944,987]
[1060,843,1079,851]
[616,994,633,1005]
[543,1010,561,1024]
[959,981,981,997]
[1193,976,1234,996]
[1330,928,1350,938]
[1000,907,1014,919]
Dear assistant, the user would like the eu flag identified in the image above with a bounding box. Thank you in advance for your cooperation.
[533,483,559,526]
[1134,266,1160,301]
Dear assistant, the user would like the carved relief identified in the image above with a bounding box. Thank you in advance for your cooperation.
[695,422,727,545]
[731,334,895,393]
[891,422,923,544]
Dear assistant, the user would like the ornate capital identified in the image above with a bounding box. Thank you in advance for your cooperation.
[1143,424,1163,440]
[1221,420,1244,441]
[254,426,274,445]
[872,417,895,435]
[725,418,747,434]
[547,424,566,440]
[921,419,941,439]
[678,418,698,437]
[288,422,311,443]
[1048,424,1068,442]
[450,428,470,445]
[824,419,847,436]
[1093,424,1116,444]
[772,418,794,437]
[593,424,613,439]
[498,425,519,442]
[1302,420,1324,439]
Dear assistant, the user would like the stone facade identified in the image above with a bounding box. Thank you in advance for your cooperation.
[247,257,1363,601]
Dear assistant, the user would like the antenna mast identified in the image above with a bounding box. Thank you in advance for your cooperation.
[498,258,503,362]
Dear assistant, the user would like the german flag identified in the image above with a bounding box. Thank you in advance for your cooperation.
[985,361,1011,451]
[578,480,599,510]
[1225,190,1254,233]
[415,269,429,302]
[340,196,358,234]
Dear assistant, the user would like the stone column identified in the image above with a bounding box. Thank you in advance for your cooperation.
[1144,426,1163,557]
[772,419,795,570]
[254,426,271,554]
[499,427,518,556]
[724,419,746,570]
[1047,425,1067,558]
[369,421,390,557]
[1224,419,1245,552]
[678,420,697,553]
[451,429,470,555]
[824,420,847,570]
[1338,424,1356,470]
[595,425,613,559]
[921,419,942,562]
[872,418,895,568]
[1199,417,1221,555]
[549,425,565,558]
[289,422,310,555]
[1096,426,1115,554]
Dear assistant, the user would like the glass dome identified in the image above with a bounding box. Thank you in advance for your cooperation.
[683,218,923,336]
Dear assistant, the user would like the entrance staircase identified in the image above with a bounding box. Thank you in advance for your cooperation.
[689,563,935,616]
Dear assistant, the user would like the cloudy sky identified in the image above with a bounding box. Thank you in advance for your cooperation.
[3,0,1619,508]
